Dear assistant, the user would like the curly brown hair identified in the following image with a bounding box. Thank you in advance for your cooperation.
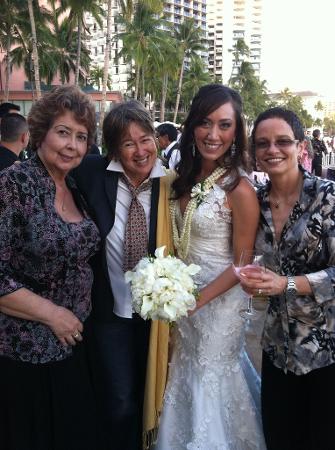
[27,85,96,151]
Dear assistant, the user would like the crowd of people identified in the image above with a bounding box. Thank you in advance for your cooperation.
[0,84,335,450]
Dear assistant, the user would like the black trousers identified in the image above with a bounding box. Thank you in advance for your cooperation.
[261,352,335,450]
[0,343,99,450]
[312,156,322,176]
[87,315,151,450]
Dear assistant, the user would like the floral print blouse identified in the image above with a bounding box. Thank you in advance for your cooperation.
[256,167,335,375]
[0,154,100,364]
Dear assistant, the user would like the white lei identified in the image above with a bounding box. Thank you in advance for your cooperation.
[170,167,227,260]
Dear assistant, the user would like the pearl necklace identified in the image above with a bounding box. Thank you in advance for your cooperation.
[170,166,226,259]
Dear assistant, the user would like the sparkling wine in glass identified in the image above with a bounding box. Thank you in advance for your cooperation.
[234,250,264,320]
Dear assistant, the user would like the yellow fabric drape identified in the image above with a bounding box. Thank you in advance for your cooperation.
[143,174,174,449]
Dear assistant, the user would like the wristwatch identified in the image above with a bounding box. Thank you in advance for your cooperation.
[285,276,297,300]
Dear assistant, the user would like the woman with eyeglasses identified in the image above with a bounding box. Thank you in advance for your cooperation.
[240,107,335,450]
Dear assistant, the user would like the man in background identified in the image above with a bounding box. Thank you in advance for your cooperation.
[0,102,20,122]
[0,113,29,171]
[156,123,180,169]
[311,129,327,176]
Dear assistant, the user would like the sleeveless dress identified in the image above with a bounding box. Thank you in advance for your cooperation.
[155,183,266,450]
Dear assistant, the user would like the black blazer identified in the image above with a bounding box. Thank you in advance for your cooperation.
[0,145,18,171]
[73,155,160,322]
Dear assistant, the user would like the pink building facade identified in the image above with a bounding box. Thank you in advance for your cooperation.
[0,50,123,117]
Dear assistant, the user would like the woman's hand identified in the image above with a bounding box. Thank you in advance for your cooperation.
[46,305,83,347]
[239,267,287,297]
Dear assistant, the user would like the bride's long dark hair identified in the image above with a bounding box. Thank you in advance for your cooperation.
[172,84,249,199]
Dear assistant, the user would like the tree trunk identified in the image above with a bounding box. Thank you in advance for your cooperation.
[141,67,145,105]
[98,0,112,146]
[4,34,11,101]
[134,65,140,100]
[151,92,155,121]
[173,54,185,123]
[28,0,41,99]
[160,72,168,122]
[75,17,82,86]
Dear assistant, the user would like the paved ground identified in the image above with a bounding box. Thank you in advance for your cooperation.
[245,297,268,375]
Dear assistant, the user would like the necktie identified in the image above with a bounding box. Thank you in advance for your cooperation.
[122,174,153,272]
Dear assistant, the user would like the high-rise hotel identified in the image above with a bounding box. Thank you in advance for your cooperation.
[207,0,262,83]
[85,0,262,93]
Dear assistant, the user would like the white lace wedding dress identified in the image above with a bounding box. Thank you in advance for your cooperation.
[155,183,266,450]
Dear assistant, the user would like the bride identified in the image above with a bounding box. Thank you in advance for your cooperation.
[155,84,266,449]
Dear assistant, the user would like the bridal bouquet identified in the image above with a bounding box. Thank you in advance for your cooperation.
[125,246,201,322]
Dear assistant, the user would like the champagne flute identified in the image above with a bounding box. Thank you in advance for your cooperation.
[234,250,265,320]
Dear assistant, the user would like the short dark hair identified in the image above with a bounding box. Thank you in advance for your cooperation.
[27,85,96,151]
[173,84,249,198]
[251,107,305,157]
[1,113,28,142]
[0,102,20,118]
[156,123,178,142]
[103,100,155,159]
[312,129,321,138]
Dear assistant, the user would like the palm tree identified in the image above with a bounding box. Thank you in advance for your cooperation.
[98,0,113,145]
[48,19,91,84]
[27,0,41,99]
[149,29,179,122]
[118,0,135,21]
[136,26,177,121]
[228,38,250,83]
[10,5,88,89]
[117,0,166,100]
[8,1,53,99]
[0,1,22,100]
[89,65,112,91]
[61,0,104,86]
[315,100,323,113]
[173,18,205,123]
[182,56,212,107]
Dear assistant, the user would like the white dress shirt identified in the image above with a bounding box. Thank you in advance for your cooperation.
[105,158,165,318]
[162,140,181,170]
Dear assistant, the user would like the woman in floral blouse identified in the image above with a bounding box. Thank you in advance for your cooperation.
[241,107,335,450]
[0,86,101,450]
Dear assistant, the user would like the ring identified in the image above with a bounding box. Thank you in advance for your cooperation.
[73,332,80,339]
[258,289,263,295]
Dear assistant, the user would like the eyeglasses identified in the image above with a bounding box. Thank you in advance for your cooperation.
[255,139,299,151]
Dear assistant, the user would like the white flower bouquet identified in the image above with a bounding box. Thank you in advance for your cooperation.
[125,246,201,322]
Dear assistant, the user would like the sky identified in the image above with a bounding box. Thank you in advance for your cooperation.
[261,0,335,98]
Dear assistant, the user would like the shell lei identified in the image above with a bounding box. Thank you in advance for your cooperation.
[170,166,227,260]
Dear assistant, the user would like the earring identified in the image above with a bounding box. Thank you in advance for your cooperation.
[192,143,196,157]
[231,141,236,157]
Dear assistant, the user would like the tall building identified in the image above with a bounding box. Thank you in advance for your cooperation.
[85,0,128,93]
[163,0,207,33]
[85,0,208,95]
[207,0,263,83]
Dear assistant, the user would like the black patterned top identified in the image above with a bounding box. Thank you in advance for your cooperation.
[256,167,335,375]
[0,154,100,364]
